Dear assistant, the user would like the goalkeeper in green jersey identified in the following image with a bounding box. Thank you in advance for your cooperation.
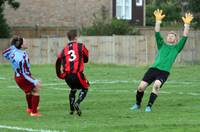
[130,9,193,112]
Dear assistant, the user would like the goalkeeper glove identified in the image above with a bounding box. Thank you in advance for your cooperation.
[154,9,165,23]
[182,13,193,24]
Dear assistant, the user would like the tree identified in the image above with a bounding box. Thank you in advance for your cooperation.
[0,0,20,38]
[146,0,200,28]
[146,0,182,26]
[187,0,200,29]
[80,5,139,36]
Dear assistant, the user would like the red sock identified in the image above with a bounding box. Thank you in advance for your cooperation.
[32,95,40,113]
[26,94,32,109]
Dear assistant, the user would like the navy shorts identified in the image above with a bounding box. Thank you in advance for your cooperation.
[142,68,169,87]
[65,72,89,90]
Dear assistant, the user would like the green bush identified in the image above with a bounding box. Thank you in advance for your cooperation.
[146,1,181,27]
[146,4,156,26]
[146,0,200,29]
[80,18,139,36]
[188,0,200,29]
[111,19,139,35]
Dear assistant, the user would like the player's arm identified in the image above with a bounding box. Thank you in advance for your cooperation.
[2,46,15,61]
[82,44,89,63]
[182,13,193,37]
[55,58,66,79]
[176,13,193,52]
[154,9,165,32]
[154,9,165,49]
[20,60,40,86]
[55,50,66,79]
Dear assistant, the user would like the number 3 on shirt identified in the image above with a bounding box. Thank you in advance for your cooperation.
[68,50,76,62]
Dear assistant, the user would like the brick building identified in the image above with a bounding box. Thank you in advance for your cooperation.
[4,0,144,37]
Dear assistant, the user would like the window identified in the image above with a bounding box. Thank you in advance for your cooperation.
[136,0,142,6]
[116,0,132,20]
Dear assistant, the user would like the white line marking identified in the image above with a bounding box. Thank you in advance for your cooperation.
[49,87,67,91]
[0,77,6,80]
[188,92,200,96]
[0,125,64,132]
[7,80,130,88]
[178,92,184,95]
[5,80,200,96]
[91,80,130,84]
[6,79,199,88]
[39,87,130,93]
[159,91,171,94]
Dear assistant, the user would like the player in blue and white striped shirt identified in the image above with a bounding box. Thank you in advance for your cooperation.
[2,37,42,116]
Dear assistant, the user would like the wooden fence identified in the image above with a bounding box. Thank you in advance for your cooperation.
[1,31,200,65]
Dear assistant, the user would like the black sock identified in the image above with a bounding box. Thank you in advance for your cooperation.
[76,89,88,105]
[147,92,158,107]
[69,89,77,111]
[136,90,144,105]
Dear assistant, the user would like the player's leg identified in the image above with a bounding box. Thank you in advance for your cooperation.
[30,81,42,116]
[65,73,79,115]
[145,70,169,112]
[76,73,89,105]
[74,88,88,116]
[76,88,88,105]
[131,68,155,110]
[25,92,32,113]
[15,75,36,114]
[69,89,77,115]
[131,81,148,110]
[145,80,162,112]
[136,81,149,104]
[74,72,89,116]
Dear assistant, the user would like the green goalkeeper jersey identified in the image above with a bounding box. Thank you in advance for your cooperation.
[151,32,188,72]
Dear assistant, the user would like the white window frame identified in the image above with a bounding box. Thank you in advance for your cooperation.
[136,0,143,6]
[116,0,132,20]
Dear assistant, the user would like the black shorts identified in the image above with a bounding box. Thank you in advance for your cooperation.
[65,72,90,90]
[142,68,169,87]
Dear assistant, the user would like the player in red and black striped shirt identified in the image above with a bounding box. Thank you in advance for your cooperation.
[56,30,89,116]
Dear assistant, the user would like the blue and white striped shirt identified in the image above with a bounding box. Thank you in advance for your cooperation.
[2,46,38,86]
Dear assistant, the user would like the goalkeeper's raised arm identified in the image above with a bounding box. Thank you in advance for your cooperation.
[182,13,193,36]
[154,9,165,32]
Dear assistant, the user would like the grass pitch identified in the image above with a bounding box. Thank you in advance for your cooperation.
[0,64,200,132]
